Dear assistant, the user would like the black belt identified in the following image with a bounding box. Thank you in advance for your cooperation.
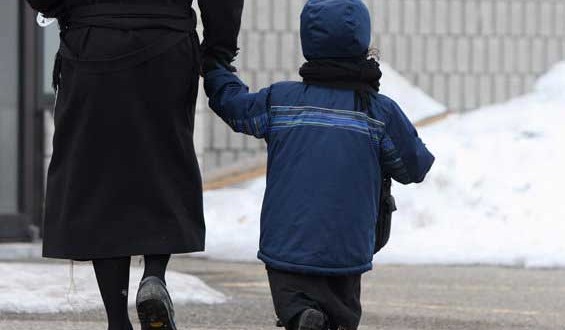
[62,4,196,32]
[53,4,198,89]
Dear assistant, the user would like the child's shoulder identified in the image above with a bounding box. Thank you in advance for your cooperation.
[373,93,401,110]
[370,93,404,122]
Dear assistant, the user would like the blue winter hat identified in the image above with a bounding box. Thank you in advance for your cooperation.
[300,0,372,60]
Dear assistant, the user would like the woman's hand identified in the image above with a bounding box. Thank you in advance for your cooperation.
[198,0,244,72]
[26,0,64,17]
[201,47,239,77]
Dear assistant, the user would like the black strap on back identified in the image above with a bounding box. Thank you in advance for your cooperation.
[62,4,196,32]
[374,176,397,254]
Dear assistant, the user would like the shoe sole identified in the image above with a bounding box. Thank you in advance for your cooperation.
[137,298,177,330]
[298,310,326,330]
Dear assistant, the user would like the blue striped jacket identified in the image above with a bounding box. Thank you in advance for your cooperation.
[204,67,434,275]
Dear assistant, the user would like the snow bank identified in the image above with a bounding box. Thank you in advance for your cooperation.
[535,61,565,103]
[201,62,565,268]
[379,62,565,268]
[379,62,447,122]
[199,179,265,262]
[0,263,226,313]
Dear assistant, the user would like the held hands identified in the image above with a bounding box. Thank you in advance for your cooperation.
[201,47,238,76]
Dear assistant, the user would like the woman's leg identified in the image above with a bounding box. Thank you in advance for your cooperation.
[136,254,176,330]
[93,257,133,330]
[143,254,171,283]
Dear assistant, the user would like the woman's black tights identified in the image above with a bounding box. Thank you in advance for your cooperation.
[92,255,171,330]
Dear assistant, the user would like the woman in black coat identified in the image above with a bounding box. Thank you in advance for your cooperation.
[26,0,243,329]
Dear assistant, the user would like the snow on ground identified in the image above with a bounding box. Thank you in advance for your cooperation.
[379,62,447,122]
[200,62,565,268]
[0,263,226,313]
[200,179,265,262]
[379,62,565,268]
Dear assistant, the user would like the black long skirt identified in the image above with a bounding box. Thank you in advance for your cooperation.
[42,5,205,260]
[267,267,362,330]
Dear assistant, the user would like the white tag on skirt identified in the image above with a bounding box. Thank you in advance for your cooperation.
[37,13,56,27]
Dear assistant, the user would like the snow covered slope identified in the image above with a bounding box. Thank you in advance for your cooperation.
[0,263,226,313]
[379,62,447,122]
[201,62,565,268]
[379,62,565,268]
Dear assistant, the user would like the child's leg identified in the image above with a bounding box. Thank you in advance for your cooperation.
[326,275,362,330]
[266,266,362,330]
[266,267,325,329]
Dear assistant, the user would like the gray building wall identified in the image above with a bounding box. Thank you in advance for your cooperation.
[370,0,565,110]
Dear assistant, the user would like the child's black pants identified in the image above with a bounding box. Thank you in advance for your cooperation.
[266,266,362,330]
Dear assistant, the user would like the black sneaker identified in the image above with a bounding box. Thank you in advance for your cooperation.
[136,276,177,330]
[297,309,328,330]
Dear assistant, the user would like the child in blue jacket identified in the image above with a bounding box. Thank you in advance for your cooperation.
[203,0,434,329]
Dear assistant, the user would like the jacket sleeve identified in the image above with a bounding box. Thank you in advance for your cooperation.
[198,0,244,56]
[380,97,435,184]
[204,66,271,139]
[25,0,63,14]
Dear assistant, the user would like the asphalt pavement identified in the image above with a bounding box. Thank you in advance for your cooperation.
[1,257,564,329]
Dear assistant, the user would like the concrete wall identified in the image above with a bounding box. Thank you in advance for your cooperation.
[196,0,565,174]
[370,0,565,110]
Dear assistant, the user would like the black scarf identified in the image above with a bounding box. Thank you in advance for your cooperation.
[299,58,382,111]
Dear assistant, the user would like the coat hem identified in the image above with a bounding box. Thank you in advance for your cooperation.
[42,245,205,261]
[258,251,372,276]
